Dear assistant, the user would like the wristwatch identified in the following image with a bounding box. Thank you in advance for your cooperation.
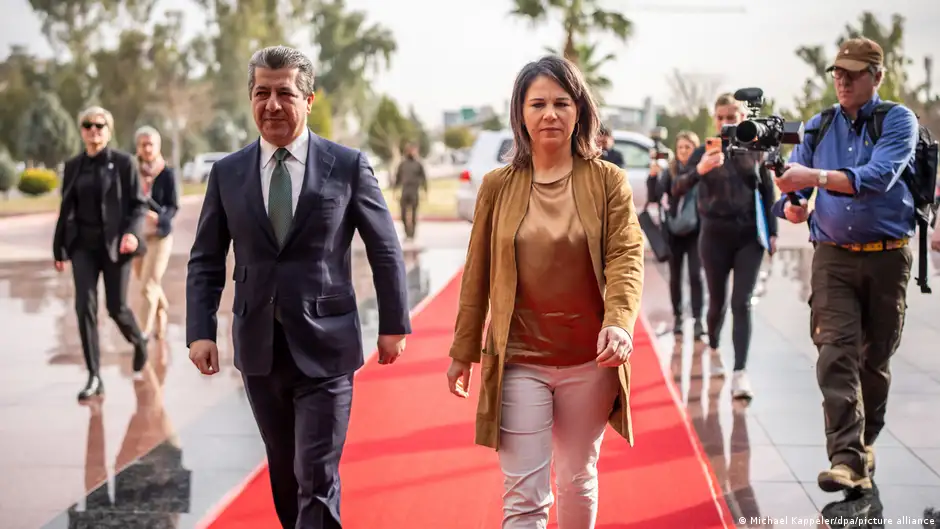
[817,170,829,186]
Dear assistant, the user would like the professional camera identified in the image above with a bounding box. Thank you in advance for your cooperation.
[720,87,805,205]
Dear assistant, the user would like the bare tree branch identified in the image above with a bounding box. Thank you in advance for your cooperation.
[665,69,723,118]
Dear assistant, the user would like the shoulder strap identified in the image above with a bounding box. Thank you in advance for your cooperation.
[808,107,837,153]
[867,101,898,144]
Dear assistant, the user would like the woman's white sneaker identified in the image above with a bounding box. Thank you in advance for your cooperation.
[731,370,753,400]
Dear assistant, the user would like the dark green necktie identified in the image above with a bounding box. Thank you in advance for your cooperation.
[268,147,293,247]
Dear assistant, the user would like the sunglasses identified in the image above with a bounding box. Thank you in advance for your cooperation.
[82,122,106,130]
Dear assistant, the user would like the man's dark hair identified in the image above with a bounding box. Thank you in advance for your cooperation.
[506,55,602,168]
[599,124,611,137]
[248,45,317,98]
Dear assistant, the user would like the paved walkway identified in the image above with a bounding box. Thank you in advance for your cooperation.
[2,199,939,528]
[642,231,940,527]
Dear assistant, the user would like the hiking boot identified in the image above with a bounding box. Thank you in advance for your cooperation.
[817,464,872,493]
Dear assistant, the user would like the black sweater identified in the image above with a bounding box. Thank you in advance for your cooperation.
[672,145,777,236]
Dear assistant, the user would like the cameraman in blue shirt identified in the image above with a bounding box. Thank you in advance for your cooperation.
[773,38,918,495]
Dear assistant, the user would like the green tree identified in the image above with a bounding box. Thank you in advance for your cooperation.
[308,90,334,139]
[545,41,615,102]
[147,9,214,168]
[196,0,289,131]
[0,150,18,197]
[28,0,119,110]
[510,0,632,65]
[92,29,154,149]
[791,12,909,120]
[656,69,721,144]
[0,46,46,159]
[408,107,431,157]
[18,91,80,168]
[308,0,397,139]
[481,114,504,131]
[443,126,476,150]
[366,96,410,165]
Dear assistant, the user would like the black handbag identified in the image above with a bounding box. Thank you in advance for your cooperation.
[638,203,672,262]
[665,184,699,237]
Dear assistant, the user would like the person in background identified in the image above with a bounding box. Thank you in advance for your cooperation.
[649,130,705,339]
[597,125,624,167]
[446,55,644,528]
[133,126,178,340]
[52,106,150,401]
[673,93,778,399]
[772,37,918,494]
[392,142,427,241]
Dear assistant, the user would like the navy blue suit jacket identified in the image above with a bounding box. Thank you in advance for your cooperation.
[185,131,412,378]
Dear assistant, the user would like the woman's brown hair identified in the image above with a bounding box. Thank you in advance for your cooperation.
[669,130,701,175]
[505,55,602,168]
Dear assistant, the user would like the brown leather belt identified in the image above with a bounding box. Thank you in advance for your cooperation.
[822,238,909,252]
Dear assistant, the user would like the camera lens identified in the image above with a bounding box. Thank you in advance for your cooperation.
[735,120,764,144]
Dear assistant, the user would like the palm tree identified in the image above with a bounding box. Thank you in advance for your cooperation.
[311,0,397,141]
[545,41,614,101]
[793,12,909,119]
[510,0,632,66]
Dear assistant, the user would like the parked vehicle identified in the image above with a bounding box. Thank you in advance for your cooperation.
[184,152,230,183]
[455,129,655,222]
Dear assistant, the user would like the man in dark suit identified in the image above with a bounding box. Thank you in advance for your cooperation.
[186,45,411,529]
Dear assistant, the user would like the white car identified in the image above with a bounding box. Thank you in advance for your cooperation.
[185,152,230,183]
[456,129,656,222]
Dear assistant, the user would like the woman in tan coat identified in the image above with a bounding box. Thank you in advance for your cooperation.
[445,56,645,528]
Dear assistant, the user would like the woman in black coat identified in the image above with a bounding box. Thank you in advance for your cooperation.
[52,106,150,401]
[648,131,704,338]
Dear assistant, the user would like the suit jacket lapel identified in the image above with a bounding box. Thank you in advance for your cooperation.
[242,140,279,248]
[285,131,334,246]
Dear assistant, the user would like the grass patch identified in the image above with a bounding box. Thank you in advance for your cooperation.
[0,193,61,217]
[0,181,211,218]
[383,177,459,219]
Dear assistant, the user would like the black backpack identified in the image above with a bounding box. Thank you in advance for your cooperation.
[808,102,940,294]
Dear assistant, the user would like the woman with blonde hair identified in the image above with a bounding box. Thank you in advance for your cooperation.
[648,130,704,338]
[445,55,645,528]
[673,94,778,399]
[52,106,150,401]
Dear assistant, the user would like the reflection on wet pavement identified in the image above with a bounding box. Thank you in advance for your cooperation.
[0,243,466,529]
[644,246,940,529]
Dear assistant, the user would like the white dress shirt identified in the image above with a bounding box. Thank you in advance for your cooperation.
[259,132,308,214]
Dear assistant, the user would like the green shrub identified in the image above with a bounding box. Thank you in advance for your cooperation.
[0,154,17,194]
[17,168,59,196]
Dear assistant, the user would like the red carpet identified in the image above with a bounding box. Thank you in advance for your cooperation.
[200,270,733,529]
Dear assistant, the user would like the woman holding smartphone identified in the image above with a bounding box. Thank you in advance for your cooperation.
[672,94,777,400]
[648,130,704,339]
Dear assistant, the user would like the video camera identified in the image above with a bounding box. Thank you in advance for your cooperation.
[720,88,805,205]
[649,126,670,162]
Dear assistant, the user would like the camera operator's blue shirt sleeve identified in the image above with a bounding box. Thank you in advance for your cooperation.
[771,115,819,219]
[842,105,918,195]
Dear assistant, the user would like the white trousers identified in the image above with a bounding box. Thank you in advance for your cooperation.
[499,360,620,529]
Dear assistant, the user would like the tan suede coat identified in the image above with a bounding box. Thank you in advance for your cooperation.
[449,156,646,450]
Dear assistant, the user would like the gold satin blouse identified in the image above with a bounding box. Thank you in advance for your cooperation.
[505,172,605,366]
